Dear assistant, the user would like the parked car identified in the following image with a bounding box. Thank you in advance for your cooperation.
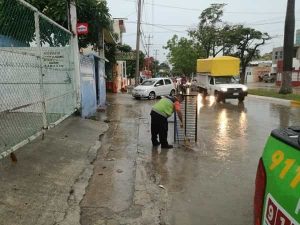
[254,127,300,225]
[262,73,277,83]
[132,78,176,100]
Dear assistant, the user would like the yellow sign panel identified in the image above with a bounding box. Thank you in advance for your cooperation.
[197,56,240,76]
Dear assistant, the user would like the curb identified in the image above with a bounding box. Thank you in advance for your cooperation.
[291,100,300,107]
[248,94,300,107]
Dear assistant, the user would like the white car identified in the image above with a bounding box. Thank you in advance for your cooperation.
[132,78,176,100]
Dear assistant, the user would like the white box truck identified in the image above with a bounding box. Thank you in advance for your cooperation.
[195,56,248,103]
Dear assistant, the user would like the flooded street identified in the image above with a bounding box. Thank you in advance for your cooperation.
[81,93,300,225]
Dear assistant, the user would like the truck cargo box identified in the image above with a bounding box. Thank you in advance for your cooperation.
[197,56,240,76]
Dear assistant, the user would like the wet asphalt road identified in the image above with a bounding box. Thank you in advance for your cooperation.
[82,93,300,225]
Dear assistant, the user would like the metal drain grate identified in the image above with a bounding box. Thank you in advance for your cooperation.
[174,94,198,143]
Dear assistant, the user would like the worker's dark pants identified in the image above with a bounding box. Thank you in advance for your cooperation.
[150,111,169,147]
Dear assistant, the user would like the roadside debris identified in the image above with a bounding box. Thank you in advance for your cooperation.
[159,185,166,190]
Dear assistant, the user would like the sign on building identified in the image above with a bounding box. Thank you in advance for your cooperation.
[116,52,136,61]
[77,23,89,35]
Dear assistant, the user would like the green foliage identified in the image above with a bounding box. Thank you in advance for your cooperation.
[0,0,111,49]
[189,3,229,57]
[117,44,132,52]
[0,0,35,46]
[164,35,200,75]
[115,44,145,79]
[158,62,170,71]
[166,3,270,84]
[229,25,270,83]
[76,0,111,48]
[126,51,145,78]
[259,52,273,61]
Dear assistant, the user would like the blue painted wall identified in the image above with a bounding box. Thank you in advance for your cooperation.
[97,60,106,107]
[80,55,97,118]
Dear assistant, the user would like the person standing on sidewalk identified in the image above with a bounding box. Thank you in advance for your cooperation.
[150,94,184,149]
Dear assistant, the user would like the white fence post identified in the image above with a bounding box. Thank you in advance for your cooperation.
[70,0,81,109]
[34,11,48,130]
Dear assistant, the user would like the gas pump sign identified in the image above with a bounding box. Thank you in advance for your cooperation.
[261,136,300,225]
[264,194,298,225]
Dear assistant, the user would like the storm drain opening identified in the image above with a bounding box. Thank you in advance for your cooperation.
[174,94,198,144]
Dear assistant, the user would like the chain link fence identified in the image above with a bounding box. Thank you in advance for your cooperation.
[0,0,77,159]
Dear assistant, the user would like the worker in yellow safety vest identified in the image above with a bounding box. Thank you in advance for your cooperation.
[150,94,184,149]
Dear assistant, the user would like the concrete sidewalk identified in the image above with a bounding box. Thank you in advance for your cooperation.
[0,117,108,225]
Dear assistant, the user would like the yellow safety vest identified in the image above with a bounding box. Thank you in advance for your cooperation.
[152,97,174,118]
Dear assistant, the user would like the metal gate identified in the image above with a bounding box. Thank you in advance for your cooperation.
[174,94,198,143]
[0,0,78,159]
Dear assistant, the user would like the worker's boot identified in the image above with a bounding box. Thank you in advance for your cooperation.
[161,144,173,149]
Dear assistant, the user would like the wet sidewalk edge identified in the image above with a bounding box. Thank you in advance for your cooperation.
[0,116,109,225]
[248,94,300,107]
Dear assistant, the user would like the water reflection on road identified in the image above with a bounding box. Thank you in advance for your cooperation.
[151,95,300,225]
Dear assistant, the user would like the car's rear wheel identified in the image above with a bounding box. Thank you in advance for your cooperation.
[148,91,156,100]
[215,91,224,103]
[238,96,245,102]
[202,89,208,98]
[170,89,175,96]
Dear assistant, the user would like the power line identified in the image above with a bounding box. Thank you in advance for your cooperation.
[141,28,149,55]
[126,21,189,28]
[247,19,300,26]
[122,0,288,15]
[124,31,186,36]
[124,11,137,18]
[126,19,300,29]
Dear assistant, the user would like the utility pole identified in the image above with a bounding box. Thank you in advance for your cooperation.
[135,0,142,86]
[145,35,152,70]
[279,0,295,94]
[69,0,81,108]
[154,49,158,77]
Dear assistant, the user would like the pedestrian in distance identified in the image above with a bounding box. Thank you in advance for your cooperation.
[150,94,184,149]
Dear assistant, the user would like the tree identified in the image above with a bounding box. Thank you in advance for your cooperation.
[188,3,232,57]
[259,52,273,61]
[75,0,111,49]
[231,25,270,84]
[0,0,35,46]
[127,51,145,79]
[0,0,111,49]
[157,62,170,76]
[116,44,145,79]
[279,0,295,94]
[164,35,200,76]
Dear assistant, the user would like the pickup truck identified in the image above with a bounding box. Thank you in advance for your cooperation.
[262,73,277,83]
[254,127,300,225]
[195,56,248,103]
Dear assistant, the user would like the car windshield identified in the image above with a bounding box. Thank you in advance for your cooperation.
[141,80,155,86]
[214,77,237,84]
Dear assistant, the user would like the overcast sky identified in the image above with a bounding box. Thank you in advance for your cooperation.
[106,0,300,63]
